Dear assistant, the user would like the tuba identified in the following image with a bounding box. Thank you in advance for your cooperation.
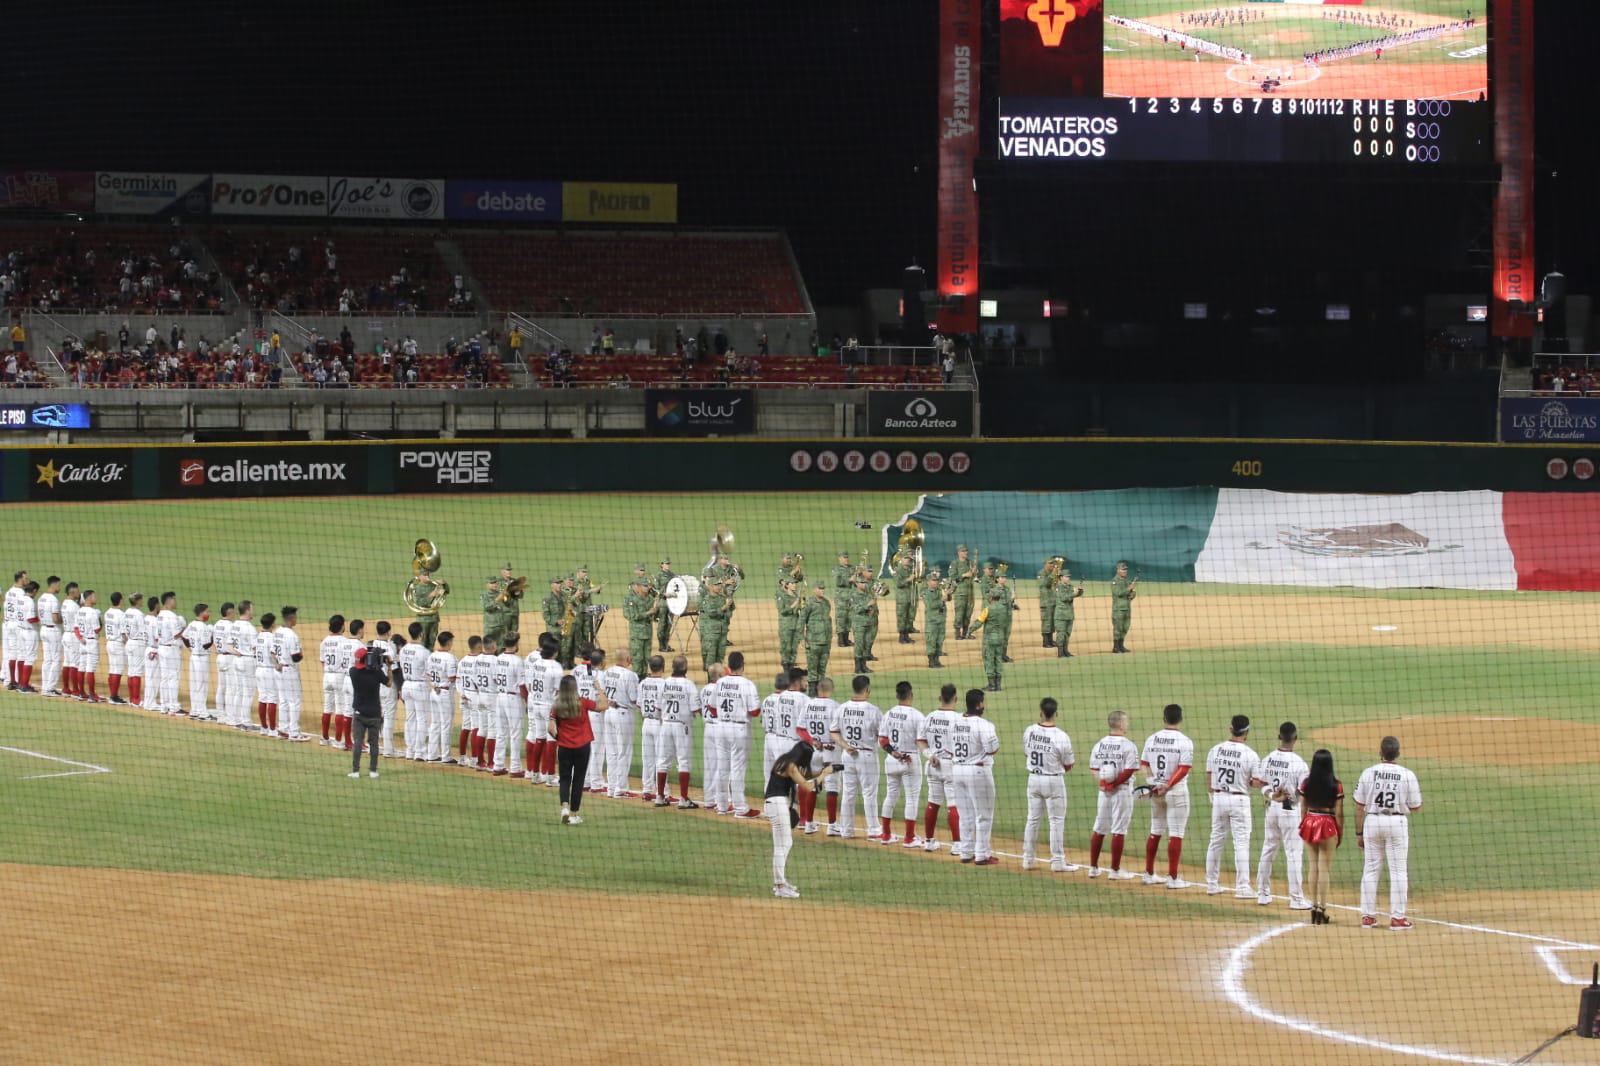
[898,519,927,581]
[710,523,735,555]
[404,538,449,616]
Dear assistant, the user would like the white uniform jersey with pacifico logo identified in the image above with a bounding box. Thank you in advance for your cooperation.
[492,653,520,696]
[235,620,257,660]
[1089,735,1141,791]
[659,677,701,725]
[320,635,344,682]
[216,619,239,655]
[103,607,125,644]
[573,663,601,703]
[1354,763,1422,815]
[158,610,185,647]
[522,656,563,708]
[601,666,640,709]
[253,632,276,669]
[1206,740,1260,795]
[398,642,429,684]
[60,598,78,637]
[425,650,457,689]
[802,698,838,749]
[835,700,881,751]
[637,676,667,721]
[1023,723,1074,775]
[456,653,478,696]
[1140,728,1195,794]
[775,690,809,741]
[713,676,757,723]
[949,715,1000,767]
[37,592,58,627]
[333,635,359,673]
[1258,749,1310,805]
[75,606,102,640]
[182,618,212,655]
[880,705,926,756]
[144,612,160,646]
[275,627,301,671]
[122,607,146,646]
[920,708,960,760]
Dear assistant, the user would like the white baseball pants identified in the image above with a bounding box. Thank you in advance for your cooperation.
[584,710,607,788]
[924,757,951,805]
[1257,805,1306,905]
[1092,789,1133,836]
[702,721,726,808]
[13,627,37,667]
[379,683,398,754]
[338,676,354,719]
[881,753,924,822]
[656,722,692,774]
[39,626,61,693]
[2,620,12,679]
[188,654,211,716]
[495,693,526,772]
[1206,793,1253,892]
[639,719,660,794]
[277,670,303,735]
[603,707,634,795]
[322,677,341,719]
[63,632,81,675]
[762,732,787,785]
[427,688,455,760]
[255,666,277,711]
[79,638,99,679]
[714,724,752,812]
[952,764,996,861]
[1023,774,1067,866]
[401,682,427,758]
[837,748,880,838]
[1360,816,1411,918]
[141,647,159,708]
[107,638,127,679]
[1149,791,1191,838]
[766,796,794,888]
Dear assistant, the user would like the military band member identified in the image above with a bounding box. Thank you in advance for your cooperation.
[652,558,676,652]
[850,571,879,675]
[982,580,1011,692]
[922,572,948,668]
[557,574,580,667]
[624,573,656,671]
[411,572,444,651]
[802,581,832,695]
[699,578,733,672]
[1111,561,1137,653]
[951,545,977,640]
[1053,567,1083,658]
[1038,558,1061,649]
[481,563,522,649]
[572,565,603,650]
[893,552,918,644]
[1000,569,1018,664]
[775,576,804,672]
[831,551,854,648]
[541,577,565,642]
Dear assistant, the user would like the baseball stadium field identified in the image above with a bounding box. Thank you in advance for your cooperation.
[1105,1,1488,100]
[1,488,1596,1064]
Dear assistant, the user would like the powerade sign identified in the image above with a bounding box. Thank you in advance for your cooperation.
[866,391,974,437]
[162,447,367,498]
[644,389,757,436]
[1501,398,1600,443]
[396,446,498,491]
[445,180,560,221]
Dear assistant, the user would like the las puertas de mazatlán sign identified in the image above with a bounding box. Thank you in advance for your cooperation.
[1500,398,1600,442]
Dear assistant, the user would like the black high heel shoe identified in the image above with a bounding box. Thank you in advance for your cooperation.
[1310,905,1326,925]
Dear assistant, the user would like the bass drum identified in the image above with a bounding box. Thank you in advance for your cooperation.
[665,575,702,618]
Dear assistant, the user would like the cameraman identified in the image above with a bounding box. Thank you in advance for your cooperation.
[348,645,388,779]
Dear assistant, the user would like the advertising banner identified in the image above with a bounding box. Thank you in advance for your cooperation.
[212,174,329,216]
[561,182,677,224]
[644,389,756,436]
[866,391,974,437]
[326,176,445,220]
[0,403,91,431]
[1492,0,1535,338]
[935,0,980,333]
[1499,397,1600,443]
[94,172,211,217]
[445,179,560,221]
[162,446,367,498]
[26,449,134,502]
[0,170,95,213]
[395,444,499,492]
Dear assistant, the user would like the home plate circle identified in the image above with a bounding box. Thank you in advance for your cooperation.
[1371,625,1398,632]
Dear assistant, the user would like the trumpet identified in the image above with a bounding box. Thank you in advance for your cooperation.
[496,575,528,604]
[873,578,892,598]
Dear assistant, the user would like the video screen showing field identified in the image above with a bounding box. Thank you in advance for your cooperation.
[1105,1,1488,99]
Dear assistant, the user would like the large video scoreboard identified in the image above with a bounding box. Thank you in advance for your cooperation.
[996,0,1492,165]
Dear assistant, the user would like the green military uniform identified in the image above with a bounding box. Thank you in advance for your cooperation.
[1111,563,1136,653]
[1000,571,1017,663]
[1052,569,1083,657]
[572,566,603,651]
[921,574,948,668]
[703,553,742,645]
[699,582,733,671]
[849,575,879,674]
[775,579,804,670]
[413,573,445,650]
[981,584,1012,691]
[481,564,522,649]
[651,560,675,651]
[1037,560,1059,649]
[950,547,977,639]
[831,553,854,647]
[540,579,564,639]
[623,578,656,671]
[556,577,580,666]
[802,582,832,694]
[893,555,918,642]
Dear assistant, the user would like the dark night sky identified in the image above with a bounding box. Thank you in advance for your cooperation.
[1,1,1590,301]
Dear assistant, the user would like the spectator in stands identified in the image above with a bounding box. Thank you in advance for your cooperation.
[10,321,25,352]
[589,327,602,356]
[339,326,354,356]
[759,333,770,358]
[602,328,616,357]
[2,352,16,383]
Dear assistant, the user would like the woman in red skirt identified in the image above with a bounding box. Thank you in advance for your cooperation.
[1297,749,1344,925]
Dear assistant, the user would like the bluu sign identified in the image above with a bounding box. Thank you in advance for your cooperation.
[644,389,758,436]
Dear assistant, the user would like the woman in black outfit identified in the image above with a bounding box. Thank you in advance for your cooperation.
[765,735,834,899]
[348,644,388,779]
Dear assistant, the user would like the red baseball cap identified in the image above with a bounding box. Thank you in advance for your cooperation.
[354,647,368,662]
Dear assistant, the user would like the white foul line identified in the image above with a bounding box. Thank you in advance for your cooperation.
[0,745,112,780]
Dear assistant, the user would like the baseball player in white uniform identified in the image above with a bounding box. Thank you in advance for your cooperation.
[119,593,147,706]
[339,620,366,748]
[181,604,214,719]
[73,590,102,702]
[1354,736,1424,931]
[1021,697,1075,872]
[1253,721,1312,910]
[830,675,881,840]
[1140,703,1196,888]
[759,673,793,785]
[274,608,305,739]
[575,647,607,787]
[1205,715,1260,898]
[916,683,963,852]
[319,615,348,746]
[949,688,1001,865]
[232,601,257,728]
[799,677,840,833]
[457,636,485,766]
[398,624,431,760]
[636,655,667,801]
[600,650,641,797]
[425,631,459,763]
[4,570,26,690]
[12,581,39,693]
[36,577,62,697]
[59,584,82,700]
[103,592,127,704]
[1088,710,1140,879]
[523,634,564,784]
[140,597,161,711]
[253,612,279,733]
[654,657,702,809]
[210,604,236,724]
[878,681,926,847]
[372,622,399,756]
[700,663,726,806]
[488,633,523,775]
[155,593,185,715]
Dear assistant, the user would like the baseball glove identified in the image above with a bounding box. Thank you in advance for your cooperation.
[1131,784,1157,799]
